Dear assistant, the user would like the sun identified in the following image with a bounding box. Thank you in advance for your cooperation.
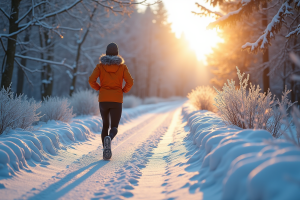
[163,0,222,61]
[139,0,223,62]
[173,14,222,61]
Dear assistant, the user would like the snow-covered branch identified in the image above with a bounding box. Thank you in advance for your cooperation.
[15,54,74,70]
[286,24,300,38]
[0,21,33,38]
[14,59,36,86]
[92,0,124,13]
[66,70,73,79]
[57,43,77,54]
[37,0,82,21]
[74,71,88,76]
[0,8,9,19]
[193,3,223,18]
[207,0,287,29]
[295,0,300,8]
[262,0,281,11]
[0,1,82,39]
[208,7,243,29]
[0,38,7,53]
[109,0,161,6]
[110,0,147,4]
[14,58,43,73]
[82,51,96,67]
[242,1,293,52]
[16,1,47,24]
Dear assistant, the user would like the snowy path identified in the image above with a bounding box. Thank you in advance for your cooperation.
[1,101,203,200]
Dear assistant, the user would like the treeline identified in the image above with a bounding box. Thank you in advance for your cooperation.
[196,0,300,104]
[104,4,202,98]
[0,0,202,100]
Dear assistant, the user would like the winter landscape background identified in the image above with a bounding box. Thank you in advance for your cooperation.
[1,0,300,199]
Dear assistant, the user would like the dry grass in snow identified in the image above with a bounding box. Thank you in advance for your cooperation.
[39,97,75,123]
[187,86,217,112]
[281,106,300,146]
[0,86,41,135]
[70,89,99,116]
[214,67,294,137]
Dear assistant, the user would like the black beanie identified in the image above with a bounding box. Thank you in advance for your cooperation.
[106,43,118,56]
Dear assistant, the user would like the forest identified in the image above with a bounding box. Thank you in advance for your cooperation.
[196,0,300,104]
[1,0,300,104]
[0,0,203,100]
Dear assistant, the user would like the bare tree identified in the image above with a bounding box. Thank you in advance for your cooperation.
[0,0,83,89]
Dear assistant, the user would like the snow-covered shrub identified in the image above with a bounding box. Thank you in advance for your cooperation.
[187,86,216,112]
[214,67,294,137]
[281,107,300,146]
[0,86,41,135]
[70,89,99,115]
[39,97,75,122]
[123,95,142,108]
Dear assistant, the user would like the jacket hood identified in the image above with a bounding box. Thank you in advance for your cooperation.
[100,54,124,65]
[99,54,125,73]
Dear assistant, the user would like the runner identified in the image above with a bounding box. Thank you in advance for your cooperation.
[89,43,134,160]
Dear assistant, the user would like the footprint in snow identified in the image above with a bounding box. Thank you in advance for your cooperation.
[121,191,134,198]
[128,178,138,185]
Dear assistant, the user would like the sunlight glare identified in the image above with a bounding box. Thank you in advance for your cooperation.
[139,0,223,62]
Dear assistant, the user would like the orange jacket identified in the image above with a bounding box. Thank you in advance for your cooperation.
[89,55,134,103]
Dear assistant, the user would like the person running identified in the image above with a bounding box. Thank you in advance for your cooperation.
[89,43,134,160]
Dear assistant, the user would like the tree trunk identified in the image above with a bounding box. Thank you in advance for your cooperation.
[291,25,298,103]
[1,0,21,89]
[17,25,30,95]
[69,5,97,96]
[262,2,270,93]
[146,25,153,97]
[157,77,161,97]
[39,4,54,99]
[291,61,296,102]
[16,59,25,95]
[283,62,286,93]
[132,58,139,97]
[41,32,54,99]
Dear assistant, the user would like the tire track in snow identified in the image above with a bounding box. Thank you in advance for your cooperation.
[129,109,201,200]
[91,108,201,200]
[90,110,176,200]
[20,103,182,200]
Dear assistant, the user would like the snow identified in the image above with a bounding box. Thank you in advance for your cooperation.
[182,103,300,200]
[0,101,180,178]
[242,1,293,51]
[1,101,299,199]
[66,70,73,79]
[14,54,74,70]
[208,7,242,29]
[286,23,300,38]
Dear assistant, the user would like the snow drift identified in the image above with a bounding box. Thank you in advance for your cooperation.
[182,103,300,200]
[0,102,175,177]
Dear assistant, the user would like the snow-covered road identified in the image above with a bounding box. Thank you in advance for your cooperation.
[1,101,203,200]
[2,101,300,200]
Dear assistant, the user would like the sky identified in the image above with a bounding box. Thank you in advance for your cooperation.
[139,0,223,62]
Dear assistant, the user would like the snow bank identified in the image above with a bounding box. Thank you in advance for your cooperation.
[182,103,300,200]
[0,102,174,177]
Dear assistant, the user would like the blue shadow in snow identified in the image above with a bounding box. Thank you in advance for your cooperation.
[28,159,109,200]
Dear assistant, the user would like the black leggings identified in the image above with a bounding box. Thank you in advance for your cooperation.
[99,102,122,146]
